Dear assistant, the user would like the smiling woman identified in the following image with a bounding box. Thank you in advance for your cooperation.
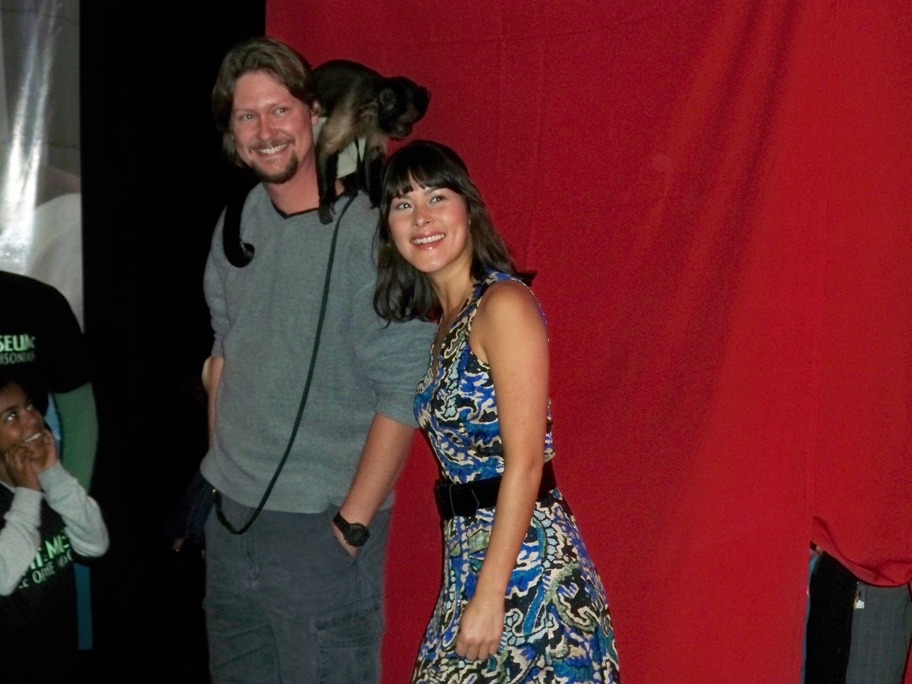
[387,184,473,296]
[373,140,621,684]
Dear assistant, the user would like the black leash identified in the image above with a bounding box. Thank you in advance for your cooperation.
[214,194,357,534]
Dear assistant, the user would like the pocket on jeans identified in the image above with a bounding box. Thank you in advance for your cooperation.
[315,599,384,683]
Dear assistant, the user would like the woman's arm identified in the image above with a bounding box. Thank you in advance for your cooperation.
[456,280,551,661]
[334,413,416,555]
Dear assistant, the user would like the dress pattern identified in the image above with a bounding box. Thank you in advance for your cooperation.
[412,270,621,684]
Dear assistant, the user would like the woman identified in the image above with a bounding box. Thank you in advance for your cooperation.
[375,140,620,683]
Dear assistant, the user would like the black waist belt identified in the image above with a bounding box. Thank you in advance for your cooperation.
[434,461,557,520]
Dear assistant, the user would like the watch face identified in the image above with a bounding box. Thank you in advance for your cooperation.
[334,512,370,546]
[346,523,370,546]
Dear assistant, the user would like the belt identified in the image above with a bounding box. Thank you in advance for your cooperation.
[434,461,557,520]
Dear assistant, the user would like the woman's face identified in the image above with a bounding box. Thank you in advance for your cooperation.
[0,383,43,455]
[387,180,473,280]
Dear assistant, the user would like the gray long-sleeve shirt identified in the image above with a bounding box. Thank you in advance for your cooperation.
[0,462,109,596]
[202,190,434,513]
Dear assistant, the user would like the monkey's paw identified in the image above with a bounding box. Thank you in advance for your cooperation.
[318,203,335,225]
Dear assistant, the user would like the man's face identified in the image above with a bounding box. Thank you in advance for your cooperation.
[230,70,318,184]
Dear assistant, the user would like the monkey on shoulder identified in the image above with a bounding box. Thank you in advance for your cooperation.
[313,59,431,224]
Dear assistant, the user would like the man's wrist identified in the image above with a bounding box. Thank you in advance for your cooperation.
[333,512,370,546]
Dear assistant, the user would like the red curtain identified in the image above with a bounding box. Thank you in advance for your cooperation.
[267,2,912,682]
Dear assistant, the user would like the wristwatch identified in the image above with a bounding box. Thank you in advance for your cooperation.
[333,512,370,547]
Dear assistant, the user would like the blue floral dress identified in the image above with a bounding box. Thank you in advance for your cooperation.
[411,270,621,684]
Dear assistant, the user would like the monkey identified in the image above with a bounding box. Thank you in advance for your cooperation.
[312,59,431,224]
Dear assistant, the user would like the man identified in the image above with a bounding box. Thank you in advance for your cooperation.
[201,37,434,683]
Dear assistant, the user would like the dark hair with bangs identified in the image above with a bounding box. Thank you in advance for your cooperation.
[373,139,531,322]
[211,36,317,166]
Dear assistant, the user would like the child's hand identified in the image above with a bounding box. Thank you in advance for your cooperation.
[28,429,59,473]
[3,429,58,490]
[3,443,41,491]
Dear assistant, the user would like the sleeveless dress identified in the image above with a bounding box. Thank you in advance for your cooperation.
[411,270,621,684]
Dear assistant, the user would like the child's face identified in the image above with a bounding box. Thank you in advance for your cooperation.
[0,383,44,455]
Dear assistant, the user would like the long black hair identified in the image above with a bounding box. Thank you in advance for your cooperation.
[373,140,531,322]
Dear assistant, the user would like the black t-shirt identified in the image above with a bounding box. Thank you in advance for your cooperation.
[0,271,90,412]
[0,486,79,682]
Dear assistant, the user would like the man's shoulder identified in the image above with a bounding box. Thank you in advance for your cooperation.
[239,182,272,217]
[338,193,379,230]
[334,194,380,253]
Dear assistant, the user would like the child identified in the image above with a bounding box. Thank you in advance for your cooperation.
[0,374,109,682]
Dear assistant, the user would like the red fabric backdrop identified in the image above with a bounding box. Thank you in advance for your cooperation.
[267,2,912,682]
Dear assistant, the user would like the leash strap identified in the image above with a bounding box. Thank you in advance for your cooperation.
[214,194,357,534]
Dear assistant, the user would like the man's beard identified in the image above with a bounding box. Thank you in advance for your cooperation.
[249,154,300,184]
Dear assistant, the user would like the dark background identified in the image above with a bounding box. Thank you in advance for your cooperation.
[79,4,264,679]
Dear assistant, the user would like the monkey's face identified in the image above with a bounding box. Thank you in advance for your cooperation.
[386,101,425,139]
[378,79,431,139]
[387,184,473,279]
[230,71,320,184]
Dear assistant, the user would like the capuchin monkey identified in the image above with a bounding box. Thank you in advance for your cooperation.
[313,59,431,224]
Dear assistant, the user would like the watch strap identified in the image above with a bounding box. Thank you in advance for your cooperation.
[333,512,370,546]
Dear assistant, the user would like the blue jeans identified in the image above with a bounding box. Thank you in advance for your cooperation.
[204,496,390,684]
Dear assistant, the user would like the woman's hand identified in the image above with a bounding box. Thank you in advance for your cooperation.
[455,590,505,661]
